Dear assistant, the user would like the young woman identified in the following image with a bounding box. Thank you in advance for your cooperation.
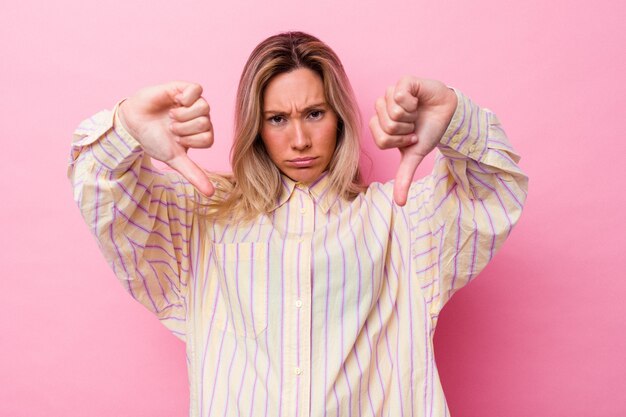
[67,31,527,417]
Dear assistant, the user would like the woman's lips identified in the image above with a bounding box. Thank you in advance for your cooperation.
[287,157,318,167]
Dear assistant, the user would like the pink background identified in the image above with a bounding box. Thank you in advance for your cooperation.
[1,0,624,415]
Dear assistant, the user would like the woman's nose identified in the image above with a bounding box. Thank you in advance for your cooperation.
[290,122,311,150]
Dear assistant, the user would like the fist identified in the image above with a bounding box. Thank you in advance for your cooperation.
[117,81,215,197]
[369,76,457,206]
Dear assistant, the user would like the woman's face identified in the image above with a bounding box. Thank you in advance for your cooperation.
[260,67,338,185]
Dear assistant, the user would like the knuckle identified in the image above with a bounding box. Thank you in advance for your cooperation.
[197,117,211,130]
[199,100,210,114]
[383,119,405,136]
[203,131,214,147]
[169,107,181,120]
[394,90,407,103]
[389,106,404,120]
[376,134,393,149]
[381,119,396,134]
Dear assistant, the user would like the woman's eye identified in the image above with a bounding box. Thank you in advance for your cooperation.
[309,110,324,120]
[269,116,285,124]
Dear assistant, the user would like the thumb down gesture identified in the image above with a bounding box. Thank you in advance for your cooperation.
[369,76,457,206]
[117,81,215,197]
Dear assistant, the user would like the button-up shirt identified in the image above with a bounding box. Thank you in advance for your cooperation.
[67,89,528,417]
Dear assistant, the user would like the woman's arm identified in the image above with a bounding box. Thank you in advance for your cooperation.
[408,89,528,320]
[66,82,214,340]
[370,77,528,320]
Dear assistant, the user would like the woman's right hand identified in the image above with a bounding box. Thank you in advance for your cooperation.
[117,81,215,197]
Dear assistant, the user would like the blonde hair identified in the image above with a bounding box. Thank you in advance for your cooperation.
[199,31,365,222]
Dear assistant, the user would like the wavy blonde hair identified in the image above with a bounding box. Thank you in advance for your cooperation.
[199,31,365,222]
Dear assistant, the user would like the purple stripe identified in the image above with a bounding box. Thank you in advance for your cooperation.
[222,257,240,417]
[336,203,353,417]
[368,186,405,416]
[236,245,253,410]
[476,111,489,161]
[104,130,127,159]
[149,198,194,220]
[199,227,218,415]
[467,199,479,287]
[112,204,184,246]
[457,98,474,149]
[264,230,272,417]
[278,202,289,417]
[408,174,448,218]
[486,138,513,150]
[322,207,331,417]
[479,199,497,262]
[448,188,463,295]
[466,171,513,229]
[248,245,261,416]
[93,165,103,237]
[90,145,115,171]
[206,314,229,417]
[116,174,193,231]
[111,127,133,152]
[127,243,160,312]
[475,157,526,205]
[415,179,457,228]
[140,164,166,176]
[412,247,436,260]
[392,204,415,415]
[295,192,305,417]
[105,169,131,281]
[95,137,122,166]
[447,96,467,149]
[158,312,185,322]
[364,195,395,381]
[348,203,373,416]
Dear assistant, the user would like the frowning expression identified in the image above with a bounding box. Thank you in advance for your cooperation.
[260,68,338,184]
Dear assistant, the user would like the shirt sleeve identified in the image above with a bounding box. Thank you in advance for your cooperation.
[407,89,529,321]
[66,103,205,341]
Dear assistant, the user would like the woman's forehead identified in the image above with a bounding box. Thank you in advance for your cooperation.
[263,68,326,113]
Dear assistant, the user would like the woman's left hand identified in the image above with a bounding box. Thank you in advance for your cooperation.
[369,76,458,206]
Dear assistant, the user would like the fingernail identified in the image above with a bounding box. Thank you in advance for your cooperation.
[410,135,418,143]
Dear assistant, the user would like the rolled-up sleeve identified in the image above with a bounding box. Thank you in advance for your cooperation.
[67,104,203,341]
[408,89,529,321]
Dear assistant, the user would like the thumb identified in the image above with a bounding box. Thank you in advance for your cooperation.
[167,153,215,197]
[393,151,424,206]
[169,82,203,107]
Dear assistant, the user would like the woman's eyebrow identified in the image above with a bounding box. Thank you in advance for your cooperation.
[263,102,328,115]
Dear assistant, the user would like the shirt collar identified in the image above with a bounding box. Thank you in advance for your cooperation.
[271,171,340,214]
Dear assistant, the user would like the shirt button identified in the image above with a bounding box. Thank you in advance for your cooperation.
[295,299,302,308]
[294,367,302,375]
[451,136,459,144]
[300,207,306,214]
[469,144,477,152]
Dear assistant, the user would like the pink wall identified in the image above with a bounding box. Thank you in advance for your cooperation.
[1,0,624,415]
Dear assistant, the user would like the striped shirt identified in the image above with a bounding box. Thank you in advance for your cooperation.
[67,89,528,417]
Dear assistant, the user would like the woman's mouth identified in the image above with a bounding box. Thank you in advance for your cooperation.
[287,157,318,167]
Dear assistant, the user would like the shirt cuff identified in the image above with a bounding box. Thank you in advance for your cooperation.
[437,88,489,161]
[68,100,144,172]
